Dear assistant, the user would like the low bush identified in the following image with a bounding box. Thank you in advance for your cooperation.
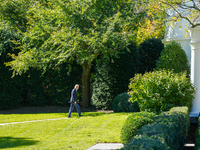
[128,70,195,113]
[120,112,156,144]
[112,92,140,112]
[122,107,190,150]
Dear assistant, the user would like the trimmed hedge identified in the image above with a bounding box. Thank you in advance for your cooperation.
[121,107,190,150]
[168,106,190,137]
[121,135,170,150]
[120,112,156,144]
[112,92,140,112]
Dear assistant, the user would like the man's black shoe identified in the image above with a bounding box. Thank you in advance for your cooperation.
[79,115,83,117]
[68,116,71,118]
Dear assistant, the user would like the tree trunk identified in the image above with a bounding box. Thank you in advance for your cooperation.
[81,61,91,107]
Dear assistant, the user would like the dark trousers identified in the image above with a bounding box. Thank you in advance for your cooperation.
[68,103,81,117]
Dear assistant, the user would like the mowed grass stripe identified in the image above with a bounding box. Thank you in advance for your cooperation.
[0,112,131,150]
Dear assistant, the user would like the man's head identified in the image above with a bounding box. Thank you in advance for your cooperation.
[75,84,79,90]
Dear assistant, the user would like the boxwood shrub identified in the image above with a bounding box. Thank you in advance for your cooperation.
[121,107,190,150]
[112,92,140,112]
[120,111,156,144]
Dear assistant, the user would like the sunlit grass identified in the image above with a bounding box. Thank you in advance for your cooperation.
[0,112,131,150]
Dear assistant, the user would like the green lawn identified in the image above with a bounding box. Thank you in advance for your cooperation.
[0,112,130,150]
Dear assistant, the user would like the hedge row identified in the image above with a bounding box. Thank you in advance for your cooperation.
[120,111,156,144]
[121,107,190,150]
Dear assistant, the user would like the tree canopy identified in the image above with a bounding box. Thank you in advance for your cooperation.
[1,0,165,107]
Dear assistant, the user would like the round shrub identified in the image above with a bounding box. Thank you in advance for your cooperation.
[92,41,139,110]
[112,92,140,112]
[128,70,195,113]
[120,112,156,144]
[156,41,190,77]
[138,38,164,74]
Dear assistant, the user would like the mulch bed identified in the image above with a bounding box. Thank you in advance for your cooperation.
[0,106,197,149]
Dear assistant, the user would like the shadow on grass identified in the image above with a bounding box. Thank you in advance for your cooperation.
[0,136,39,149]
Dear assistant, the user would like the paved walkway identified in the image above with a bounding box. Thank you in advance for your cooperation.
[87,143,124,150]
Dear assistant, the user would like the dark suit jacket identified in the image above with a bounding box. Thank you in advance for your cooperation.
[70,88,78,103]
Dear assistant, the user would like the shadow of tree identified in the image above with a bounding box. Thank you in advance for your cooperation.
[0,136,39,149]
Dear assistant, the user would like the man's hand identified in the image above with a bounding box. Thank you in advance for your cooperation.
[74,101,77,104]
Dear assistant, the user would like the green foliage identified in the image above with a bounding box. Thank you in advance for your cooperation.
[0,0,29,32]
[138,38,164,74]
[120,112,156,144]
[22,62,82,107]
[121,135,169,150]
[122,107,190,150]
[92,41,139,110]
[0,23,26,110]
[128,70,195,113]
[0,0,165,106]
[1,0,142,106]
[0,22,82,108]
[169,107,190,137]
[3,0,135,74]
[195,117,200,150]
[156,41,190,77]
[112,92,140,112]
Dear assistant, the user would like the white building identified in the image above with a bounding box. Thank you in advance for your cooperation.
[162,9,200,118]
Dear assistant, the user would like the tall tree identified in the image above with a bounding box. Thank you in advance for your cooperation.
[1,0,165,107]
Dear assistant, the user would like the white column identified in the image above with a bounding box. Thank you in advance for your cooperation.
[190,27,200,117]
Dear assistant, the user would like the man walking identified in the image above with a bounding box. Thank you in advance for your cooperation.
[68,84,82,118]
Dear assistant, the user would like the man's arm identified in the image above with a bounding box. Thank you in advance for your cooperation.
[72,89,78,102]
